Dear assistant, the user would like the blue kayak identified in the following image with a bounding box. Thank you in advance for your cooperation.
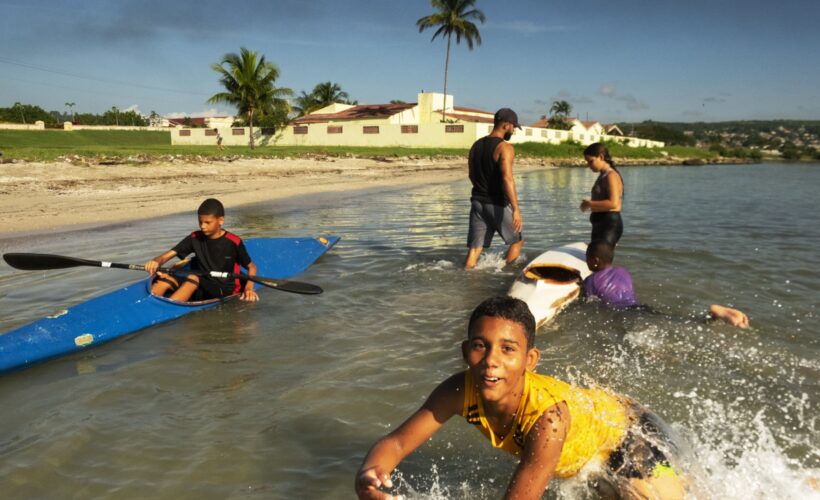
[0,236,339,374]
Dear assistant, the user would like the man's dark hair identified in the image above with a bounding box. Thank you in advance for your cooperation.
[468,296,536,348]
[198,198,225,217]
[586,240,615,265]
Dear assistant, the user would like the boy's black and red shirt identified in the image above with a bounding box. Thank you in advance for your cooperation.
[171,230,252,296]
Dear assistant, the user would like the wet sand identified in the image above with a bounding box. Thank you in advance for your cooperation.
[0,156,553,237]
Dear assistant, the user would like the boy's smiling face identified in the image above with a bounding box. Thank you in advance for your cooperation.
[463,316,540,406]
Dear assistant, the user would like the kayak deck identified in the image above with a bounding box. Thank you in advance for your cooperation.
[0,236,339,374]
[508,242,591,327]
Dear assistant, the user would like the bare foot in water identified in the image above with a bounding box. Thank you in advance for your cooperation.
[709,304,749,328]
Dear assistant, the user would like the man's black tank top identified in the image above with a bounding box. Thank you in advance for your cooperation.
[469,136,507,206]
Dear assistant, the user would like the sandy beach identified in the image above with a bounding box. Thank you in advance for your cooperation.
[0,155,556,237]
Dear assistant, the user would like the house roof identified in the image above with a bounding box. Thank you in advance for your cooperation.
[578,120,602,129]
[433,110,494,124]
[291,103,416,125]
[166,116,231,127]
[452,105,493,116]
[529,118,548,128]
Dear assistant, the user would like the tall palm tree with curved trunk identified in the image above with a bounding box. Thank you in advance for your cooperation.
[417,0,485,122]
[208,47,292,148]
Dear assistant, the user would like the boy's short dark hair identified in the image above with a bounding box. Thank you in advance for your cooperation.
[468,296,536,348]
[587,240,614,265]
[198,198,225,217]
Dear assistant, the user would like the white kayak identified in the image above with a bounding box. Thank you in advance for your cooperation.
[508,242,591,327]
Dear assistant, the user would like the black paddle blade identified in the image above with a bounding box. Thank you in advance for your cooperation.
[3,253,98,271]
[249,276,323,295]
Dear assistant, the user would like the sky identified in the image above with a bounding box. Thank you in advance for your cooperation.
[1,0,819,125]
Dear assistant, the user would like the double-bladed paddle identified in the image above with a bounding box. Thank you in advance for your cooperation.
[2,252,323,295]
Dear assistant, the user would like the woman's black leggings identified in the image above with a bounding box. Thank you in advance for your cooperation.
[590,212,623,246]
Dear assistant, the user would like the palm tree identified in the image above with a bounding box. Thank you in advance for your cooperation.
[547,100,572,130]
[417,0,485,122]
[292,82,352,117]
[111,106,119,126]
[65,102,76,121]
[311,81,351,108]
[292,91,318,117]
[208,47,292,148]
[550,100,572,117]
[13,102,25,124]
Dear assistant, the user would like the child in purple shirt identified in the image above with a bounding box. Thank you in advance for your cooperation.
[583,241,749,328]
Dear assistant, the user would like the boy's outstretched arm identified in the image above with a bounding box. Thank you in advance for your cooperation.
[240,262,258,301]
[505,401,569,500]
[355,373,464,500]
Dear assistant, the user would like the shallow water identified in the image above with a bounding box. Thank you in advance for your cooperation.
[0,163,817,499]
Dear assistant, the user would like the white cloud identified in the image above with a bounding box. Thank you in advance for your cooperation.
[598,84,617,98]
[164,108,231,118]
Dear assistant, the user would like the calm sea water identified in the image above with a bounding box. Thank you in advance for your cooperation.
[0,163,817,499]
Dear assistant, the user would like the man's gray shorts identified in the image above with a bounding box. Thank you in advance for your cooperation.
[467,199,523,248]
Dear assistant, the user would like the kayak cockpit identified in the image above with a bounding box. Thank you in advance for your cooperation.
[146,275,238,307]
[523,264,581,285]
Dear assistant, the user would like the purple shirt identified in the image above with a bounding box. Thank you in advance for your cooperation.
[583,266,640,308]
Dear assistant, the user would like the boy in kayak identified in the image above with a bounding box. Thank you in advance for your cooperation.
[355,296,686,499]
[584,240,749,327]
[144,198,259,302]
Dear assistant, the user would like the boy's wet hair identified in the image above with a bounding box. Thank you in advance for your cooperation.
[198,198,224,217]
[587,240,615,265]
[468,296,536,348]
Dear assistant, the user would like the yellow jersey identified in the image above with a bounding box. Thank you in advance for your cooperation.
[461,369,629,477]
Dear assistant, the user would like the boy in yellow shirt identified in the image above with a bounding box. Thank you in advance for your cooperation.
[355,296,685,499]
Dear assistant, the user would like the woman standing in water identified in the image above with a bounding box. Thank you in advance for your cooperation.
[580,143,624,246]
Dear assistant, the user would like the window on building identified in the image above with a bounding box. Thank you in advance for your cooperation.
[232,128,245,135]
[445,125,464,133]
[363,126,379,134]
[327,126,343,134]
[204,129,217,136]
[179,129,191,136]
[293,126,308,135]
[261,127,276,135]
[541,130,548,138]
[525,129,532,136]
[401,125,419,134]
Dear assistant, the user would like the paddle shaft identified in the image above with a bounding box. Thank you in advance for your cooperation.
[3,253,323,294]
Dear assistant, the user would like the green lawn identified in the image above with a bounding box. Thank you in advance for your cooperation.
[0,129,718,162]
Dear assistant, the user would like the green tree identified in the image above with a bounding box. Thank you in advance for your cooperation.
[292,90,319,117]
[13,102,26,124]
[550,100,571,117]
[1,103,56,124]
[545,100,572,130]
[311,81,350,107]
[65,102,76,121]
[417,0,485,122]
[111,106,120,126]
[292,81,353,117]
[208,47,292,148]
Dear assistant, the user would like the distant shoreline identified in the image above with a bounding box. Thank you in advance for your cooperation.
[0,154,758,239]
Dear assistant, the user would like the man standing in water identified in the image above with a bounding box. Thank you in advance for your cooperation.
[464,108,524,269]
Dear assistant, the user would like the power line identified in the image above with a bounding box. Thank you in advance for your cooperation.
[0,56,212,97]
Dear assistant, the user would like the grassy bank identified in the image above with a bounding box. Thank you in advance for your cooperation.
[1,129,719,163]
